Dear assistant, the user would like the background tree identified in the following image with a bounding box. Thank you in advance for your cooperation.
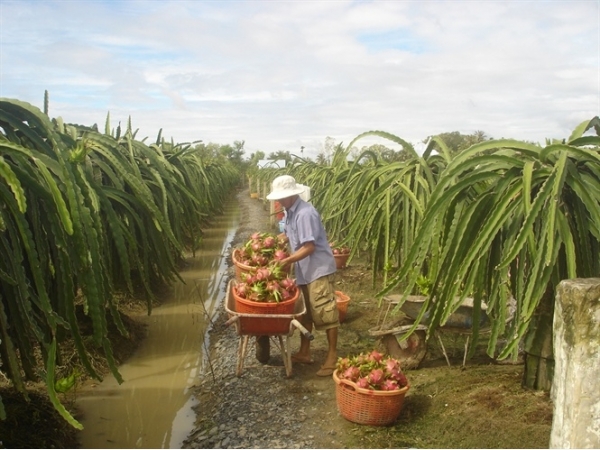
[425,130,490,154]
[218,140,245,165]
[315,152,329,165]
[267,150,292,165]
[352,143,415,163]
[316,136,337,164]
[248,150,265,165]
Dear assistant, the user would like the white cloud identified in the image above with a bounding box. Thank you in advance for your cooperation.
[1,0,597,159]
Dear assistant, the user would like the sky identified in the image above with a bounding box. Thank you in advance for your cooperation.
[1,0,599,160]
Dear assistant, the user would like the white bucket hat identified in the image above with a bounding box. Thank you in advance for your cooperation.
[266,175,305,200]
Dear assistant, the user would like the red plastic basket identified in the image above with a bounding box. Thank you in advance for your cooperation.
[231,283,300,335]
[333,370,409,426]
[334,253,350,269]
[234,289,298,315]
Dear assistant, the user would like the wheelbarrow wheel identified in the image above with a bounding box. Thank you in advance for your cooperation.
[255,335,270,364]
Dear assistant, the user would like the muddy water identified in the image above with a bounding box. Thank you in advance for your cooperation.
[77,201,240,449]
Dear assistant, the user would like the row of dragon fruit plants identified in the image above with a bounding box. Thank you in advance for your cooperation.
[252,118,600,391]
[0,98,241,428]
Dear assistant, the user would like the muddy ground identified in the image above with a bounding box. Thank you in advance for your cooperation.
[0,187,554,449]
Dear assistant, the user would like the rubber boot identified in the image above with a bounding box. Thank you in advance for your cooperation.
[255,335,270,364]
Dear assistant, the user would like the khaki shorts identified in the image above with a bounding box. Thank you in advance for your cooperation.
[300,274,339,331]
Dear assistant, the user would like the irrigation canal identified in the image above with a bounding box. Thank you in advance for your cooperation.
[76,200,240,448]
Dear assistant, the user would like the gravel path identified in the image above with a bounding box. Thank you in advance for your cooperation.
[182,188,346,449]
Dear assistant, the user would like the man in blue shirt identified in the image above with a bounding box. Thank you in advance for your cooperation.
[267,175,339,377]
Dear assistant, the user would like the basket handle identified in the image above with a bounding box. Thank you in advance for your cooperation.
[335,373,364,392]
[337,377,358,390]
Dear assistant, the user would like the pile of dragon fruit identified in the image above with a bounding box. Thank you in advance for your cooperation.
[336,350,409,391]
[329,242,351,255]
[233,232,297,303]
[235,231,289,267]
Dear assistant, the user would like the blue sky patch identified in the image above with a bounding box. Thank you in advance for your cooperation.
[357,29,428,54]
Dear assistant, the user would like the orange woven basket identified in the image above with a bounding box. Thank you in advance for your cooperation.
[232,248,290,281]
[333,370,409,426]
[232,248,257,281]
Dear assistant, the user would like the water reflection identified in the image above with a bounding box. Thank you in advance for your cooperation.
[77,202,240,449]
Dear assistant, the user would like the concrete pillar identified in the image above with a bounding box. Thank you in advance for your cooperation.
[550,278,600,449]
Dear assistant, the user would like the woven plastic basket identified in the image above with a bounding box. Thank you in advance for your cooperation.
[232,248,257,282]
[232,248,290,282]
[333,370,409,426]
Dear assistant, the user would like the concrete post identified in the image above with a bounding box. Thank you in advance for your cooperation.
[550,278,600,449]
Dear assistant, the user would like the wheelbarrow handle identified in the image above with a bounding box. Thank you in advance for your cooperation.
[291,319,314,340]
[224,315,239,327]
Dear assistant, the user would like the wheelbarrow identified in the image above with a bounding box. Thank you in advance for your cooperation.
[369,295,493,368]
[224,280,313,377]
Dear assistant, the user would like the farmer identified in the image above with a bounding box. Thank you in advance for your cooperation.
[266,175,339,377]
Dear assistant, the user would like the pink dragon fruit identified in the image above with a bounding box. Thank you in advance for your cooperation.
[381,379,399,391]
[367,368,384,386]
[368,350,384,363]
[355,377,370,389]
[342,366,360,382]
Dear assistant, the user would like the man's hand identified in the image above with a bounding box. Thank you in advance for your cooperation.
[283,242,315,268]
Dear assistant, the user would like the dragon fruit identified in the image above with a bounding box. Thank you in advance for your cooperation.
[262,236,276,249]
[273,249,287,261]
[381,379,398,391]
[386,358,399,373]
[355,377,370,389]
[342,366,360,382]
[255,267,271,281]
[235,283,249,298]
[368,350,384,363]
[367,368,384,386]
